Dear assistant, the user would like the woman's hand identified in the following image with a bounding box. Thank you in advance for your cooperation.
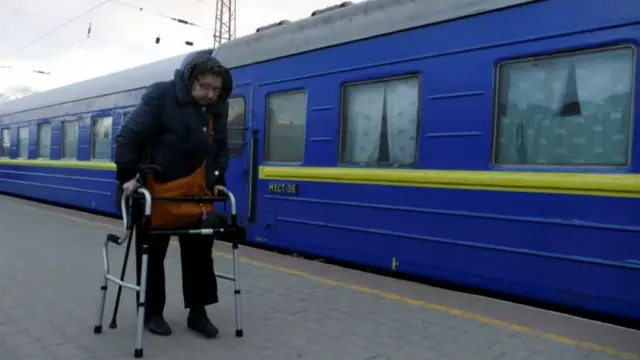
[122,178,138,194]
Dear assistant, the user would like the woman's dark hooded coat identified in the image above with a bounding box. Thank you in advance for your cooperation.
[114,54,233,201]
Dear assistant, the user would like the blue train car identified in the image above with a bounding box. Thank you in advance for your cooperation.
[1,0,639,322]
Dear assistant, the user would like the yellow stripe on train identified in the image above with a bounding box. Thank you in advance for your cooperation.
[1,159,639,198]
[259,166,640,198]
[0,159,116,170]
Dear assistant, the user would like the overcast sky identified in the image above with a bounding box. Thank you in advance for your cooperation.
[0,0,362,93]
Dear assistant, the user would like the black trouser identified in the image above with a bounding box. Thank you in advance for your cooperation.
[135,227,219,319]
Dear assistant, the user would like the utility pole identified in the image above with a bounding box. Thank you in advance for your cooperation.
[213,0,236,48]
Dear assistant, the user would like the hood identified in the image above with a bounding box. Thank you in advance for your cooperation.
[180,48,214,70]
[174,53,233,104]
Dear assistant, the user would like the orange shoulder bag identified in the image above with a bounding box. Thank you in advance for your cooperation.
[144,117,215,229]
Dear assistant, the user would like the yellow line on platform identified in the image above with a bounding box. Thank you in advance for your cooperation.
[12,200,640,360]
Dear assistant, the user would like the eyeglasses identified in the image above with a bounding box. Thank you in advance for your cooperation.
[196,80,222,94]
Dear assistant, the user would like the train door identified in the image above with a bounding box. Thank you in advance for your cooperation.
[249,83,308,245]
[222,83,253,224]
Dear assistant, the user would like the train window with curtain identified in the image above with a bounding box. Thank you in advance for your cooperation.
[61,121,78,159]
[493,46,635,166]
[91,117,112,160]
[228,97,246,158]
[339,76,420,165]
[1,128,9,157]
[17,126,29,158]
[265,90,307,162]
[37,123,52,159]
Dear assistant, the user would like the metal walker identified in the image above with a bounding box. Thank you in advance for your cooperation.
[93,166,246,358]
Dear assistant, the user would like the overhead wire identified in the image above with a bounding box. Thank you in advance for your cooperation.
[0,0,214,89]
[0,0,115,63]
[15,0,213,76]
[45,0,213,60]
[111,0,211,31]
[98,0,213,35]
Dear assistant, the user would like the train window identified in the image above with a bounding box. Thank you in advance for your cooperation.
[0,128,9,157]
[493,46,635,166]
[61,121,78,159]
[91,117,112,160]
[228,97,246,158]
[340,76,420,165]
[114,111,130,136]
[37,123,52,159]
[265,91,307,163]
[17,126,28,158]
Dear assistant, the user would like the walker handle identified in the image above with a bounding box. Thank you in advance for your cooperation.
[214,186,237,220]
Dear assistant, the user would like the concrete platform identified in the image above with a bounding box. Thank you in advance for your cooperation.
[0,194,638,360]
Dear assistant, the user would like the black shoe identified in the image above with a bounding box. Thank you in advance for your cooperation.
[187,308,219,338]
[144,316,172,336]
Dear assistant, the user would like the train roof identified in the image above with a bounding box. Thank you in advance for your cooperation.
[0,48,214,117]
[214,0,536,68]
[0,0,535,117]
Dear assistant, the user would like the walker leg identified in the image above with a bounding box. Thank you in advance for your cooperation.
[109,232,134,329]
[94,246,109,334]
[232,243,243,337]
[134,245,149,358]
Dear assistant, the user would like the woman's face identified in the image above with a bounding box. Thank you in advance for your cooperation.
[191,74,222,105]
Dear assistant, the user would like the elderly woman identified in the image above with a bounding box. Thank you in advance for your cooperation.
[114,52,233,339]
